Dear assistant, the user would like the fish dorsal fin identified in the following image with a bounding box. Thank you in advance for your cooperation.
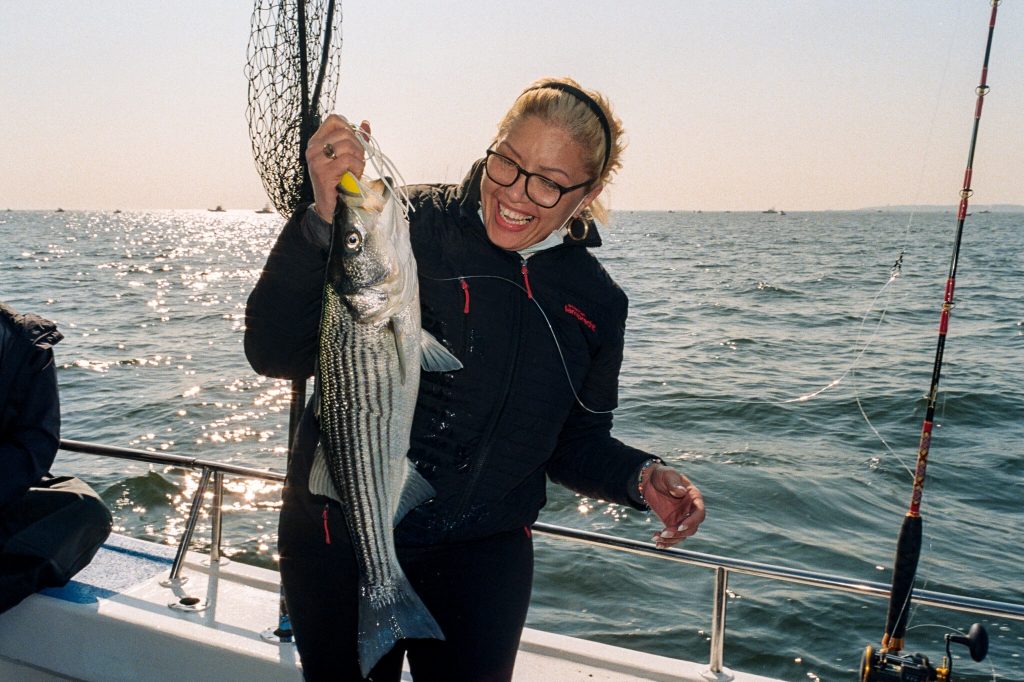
[420,330,463,372]
[394,466,436,526]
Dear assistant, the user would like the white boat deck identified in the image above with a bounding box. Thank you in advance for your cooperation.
[0,534,779,682]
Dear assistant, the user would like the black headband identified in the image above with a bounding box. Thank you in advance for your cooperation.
[524,82,612,174]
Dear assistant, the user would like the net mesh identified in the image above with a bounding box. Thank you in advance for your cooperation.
[246,0,344,216]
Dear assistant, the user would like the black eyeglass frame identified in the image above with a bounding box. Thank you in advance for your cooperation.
[484,149,594,209]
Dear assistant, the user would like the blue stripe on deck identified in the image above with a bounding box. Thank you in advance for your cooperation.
[40,534,176,604]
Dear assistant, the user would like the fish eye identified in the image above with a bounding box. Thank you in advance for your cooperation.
[343,229,363,251]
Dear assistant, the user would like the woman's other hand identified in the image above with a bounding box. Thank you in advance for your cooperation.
[641,464,706,549]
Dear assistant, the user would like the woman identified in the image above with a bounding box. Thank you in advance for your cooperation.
[245,77,706,681]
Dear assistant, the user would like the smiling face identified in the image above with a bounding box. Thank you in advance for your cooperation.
[480,116,600,251]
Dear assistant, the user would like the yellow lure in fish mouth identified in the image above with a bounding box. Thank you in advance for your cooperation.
[338,171,362,197]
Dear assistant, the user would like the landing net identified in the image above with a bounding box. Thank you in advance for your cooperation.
[246,0,344,216]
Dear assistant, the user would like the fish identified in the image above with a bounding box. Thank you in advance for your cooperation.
[308,165,462,676]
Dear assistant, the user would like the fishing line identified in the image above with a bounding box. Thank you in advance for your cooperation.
[343,126,413,216]
[846,3,967,480]
[900,623,999,682]
[685,6,971,472]
[422,272,615,415]
[418,214,940,485]
[423,243,905,420]
[849,261,916,479]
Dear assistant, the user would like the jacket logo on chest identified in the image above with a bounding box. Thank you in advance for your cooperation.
[564,304,596,333]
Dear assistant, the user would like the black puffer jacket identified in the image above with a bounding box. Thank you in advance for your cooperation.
[0,302,62,510]
[245,162,651,545]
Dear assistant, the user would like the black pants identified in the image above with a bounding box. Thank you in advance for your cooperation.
[279,487,534,682]
[0,475,112,614]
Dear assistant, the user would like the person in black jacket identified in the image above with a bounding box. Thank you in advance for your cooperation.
[246,77,706,682]
[0,303,61,513]
[0,301,111,614]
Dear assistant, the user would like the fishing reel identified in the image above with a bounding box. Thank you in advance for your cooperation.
[860,623,988,682]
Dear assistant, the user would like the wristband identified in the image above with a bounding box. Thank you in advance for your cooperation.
[636,457,664,509]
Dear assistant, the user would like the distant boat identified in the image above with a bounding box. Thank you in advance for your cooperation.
[779,210,786,216]
[208,205,226,212]
[55,208,65,213]
[762,208,778,214]
[255,203,275,214]
[113,209,122,214]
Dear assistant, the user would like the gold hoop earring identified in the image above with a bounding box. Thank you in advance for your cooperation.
[568,216,590,241]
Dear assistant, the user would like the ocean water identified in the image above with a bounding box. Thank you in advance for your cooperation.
[3,208,1021,680]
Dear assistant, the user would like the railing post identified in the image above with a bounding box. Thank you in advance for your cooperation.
[209,471,224,563]
[164,467,212,583]
[709,566,729,673]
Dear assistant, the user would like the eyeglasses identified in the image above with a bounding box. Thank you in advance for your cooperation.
[484,149,593,209]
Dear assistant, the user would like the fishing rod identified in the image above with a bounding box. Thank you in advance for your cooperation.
[861,2,1001,680]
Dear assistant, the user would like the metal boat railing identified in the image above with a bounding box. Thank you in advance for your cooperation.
[59,438,1024,676]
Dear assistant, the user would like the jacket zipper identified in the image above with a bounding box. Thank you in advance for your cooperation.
[322,503,332,544]
[520,258,534,299]
[460,277,470,313]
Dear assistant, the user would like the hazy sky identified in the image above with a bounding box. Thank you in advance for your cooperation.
[2,1,1022,211]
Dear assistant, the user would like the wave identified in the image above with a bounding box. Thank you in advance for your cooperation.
[100,471,178,510]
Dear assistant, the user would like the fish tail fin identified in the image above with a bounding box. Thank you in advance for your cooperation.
[357,577,445,677]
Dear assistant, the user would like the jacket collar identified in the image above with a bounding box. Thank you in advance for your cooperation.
[456,159,603,249]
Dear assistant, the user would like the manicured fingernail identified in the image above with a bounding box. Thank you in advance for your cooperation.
[677,523,689,531]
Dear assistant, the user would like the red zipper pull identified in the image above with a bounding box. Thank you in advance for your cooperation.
[322,504,332,545]
[520,262,533,300]
[460,277,470,314]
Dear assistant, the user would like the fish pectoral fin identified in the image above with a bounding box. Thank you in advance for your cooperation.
[420,329,463,372]
[393,466,436,526]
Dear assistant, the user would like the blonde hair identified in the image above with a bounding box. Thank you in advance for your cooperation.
[493,77,625,223]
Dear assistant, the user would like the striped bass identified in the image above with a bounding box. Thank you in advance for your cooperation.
[308,167,461,676]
